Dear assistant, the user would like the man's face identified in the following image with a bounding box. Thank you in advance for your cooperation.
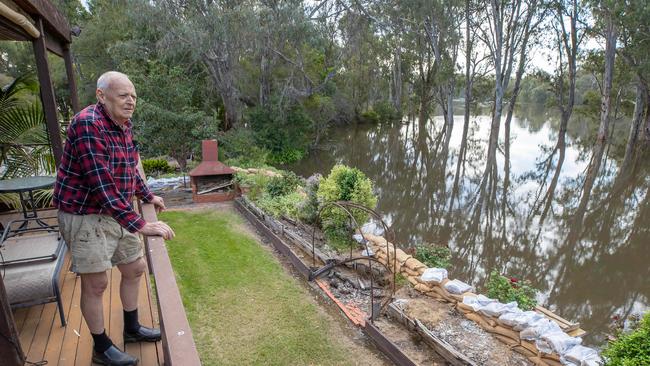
[96,77,137,124]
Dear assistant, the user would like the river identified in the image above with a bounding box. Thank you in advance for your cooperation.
[287,105,650,346]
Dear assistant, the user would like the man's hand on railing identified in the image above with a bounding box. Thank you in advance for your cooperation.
[151,195,166,213]
[139,221,175,240]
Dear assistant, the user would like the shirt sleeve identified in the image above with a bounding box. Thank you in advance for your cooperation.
[134,170,154,203]
[72,119,147,232]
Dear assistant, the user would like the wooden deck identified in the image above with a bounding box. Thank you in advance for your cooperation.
[12,253,163,366]
[0,209,163,366]
[1,203,200,366]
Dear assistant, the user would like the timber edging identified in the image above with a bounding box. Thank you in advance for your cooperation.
[234,198,420,366]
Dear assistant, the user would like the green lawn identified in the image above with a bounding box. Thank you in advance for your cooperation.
[160,209,360,366]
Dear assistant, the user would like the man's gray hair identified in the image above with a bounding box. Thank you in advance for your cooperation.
[97,71,130,91]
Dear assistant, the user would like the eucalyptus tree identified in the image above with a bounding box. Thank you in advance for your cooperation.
[529,0,587,225]
[571,0,621,236]
[616,0,650,170]
[472,0,544,223]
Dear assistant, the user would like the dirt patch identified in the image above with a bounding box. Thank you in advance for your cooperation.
[397,289,531,366]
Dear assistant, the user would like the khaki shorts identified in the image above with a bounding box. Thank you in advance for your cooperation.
[58,211,143,273]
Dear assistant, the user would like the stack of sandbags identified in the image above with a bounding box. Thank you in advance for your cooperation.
[354,234,602,366]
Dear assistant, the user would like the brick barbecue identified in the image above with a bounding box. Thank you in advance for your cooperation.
[188,140,239,203]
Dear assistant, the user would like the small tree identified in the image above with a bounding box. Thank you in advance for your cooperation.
[317,165,377,250]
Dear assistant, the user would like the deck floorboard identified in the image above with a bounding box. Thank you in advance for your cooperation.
[13,252,161,366]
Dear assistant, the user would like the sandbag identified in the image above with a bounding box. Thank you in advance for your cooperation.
[521,340,540,355]
[520,318,563,341]
[414,283,433,293]
[540,356,563,366]
[420,268,448,283]
[444,279,473,294]
[561,345,603,366]
[407,275,420,286]
[535,331,581,355]
[402,267,420,277]
[492,325,521,342]
[527,356,549,366]
[456,301,475,314]
[404,257,426,271]
[478,301,519,317]
[512,345,538,358]
[464,312,495,330]
[395,250,411,264]
[493,334,519,347]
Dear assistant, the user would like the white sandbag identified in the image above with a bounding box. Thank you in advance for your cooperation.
[353,234,365,244]
[463,294,497,311]
[361,222,385,236]
[519,318,562,340]
[444,279,473,294]
[420,268,448,283]
[561,345,602,366]
[361,248,374,256]
[501,311,545,331]
[535,330,581,355]
[478,301,519,317]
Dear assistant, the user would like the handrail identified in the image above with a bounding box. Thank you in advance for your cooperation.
[140,203,202,366]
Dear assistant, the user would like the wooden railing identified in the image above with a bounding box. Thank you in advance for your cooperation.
[140,203,202,366]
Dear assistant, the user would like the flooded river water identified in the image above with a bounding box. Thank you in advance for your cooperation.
[287,106,650,346]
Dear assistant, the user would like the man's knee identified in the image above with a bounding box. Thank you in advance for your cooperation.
[119,257,146,280]
[81,273,109,297]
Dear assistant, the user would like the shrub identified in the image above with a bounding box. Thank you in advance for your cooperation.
[255,191,304,220]
[248,102,313,164]
[266,171,303,198]
[485,269,538,310]
[414,243,451,269]
[219,128,269,168]
[359,109,380,124]
[373,100,401,123]
[142,158,173,177]
[602,312,650,366]
[297,174,322,225]
[317,165,377,251]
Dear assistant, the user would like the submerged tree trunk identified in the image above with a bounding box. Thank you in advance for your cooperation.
[572,14,617,229]
[621,81,647,170]
[392,46,403,113]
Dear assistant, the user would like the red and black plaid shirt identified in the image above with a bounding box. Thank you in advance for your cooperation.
[53,103,153,232]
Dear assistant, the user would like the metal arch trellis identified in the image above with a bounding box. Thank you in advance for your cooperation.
[309,201,399,322]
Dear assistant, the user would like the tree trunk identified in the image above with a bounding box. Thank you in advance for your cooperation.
[203,51,240,130]
[621,81,646,170]
[392,47,402,113]
[573,14,617,229]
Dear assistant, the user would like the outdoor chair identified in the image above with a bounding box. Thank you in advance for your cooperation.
[0,217,67,326]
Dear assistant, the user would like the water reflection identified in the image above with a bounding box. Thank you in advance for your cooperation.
[287,110,650,346]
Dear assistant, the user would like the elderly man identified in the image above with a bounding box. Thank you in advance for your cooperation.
[54,71,175,366]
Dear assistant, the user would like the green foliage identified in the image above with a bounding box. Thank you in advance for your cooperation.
[602,312,650,366]
[317,165,377,251]
[142,158,173,177]
[241,173,271,202]
[220,128,269,168]
[394,273,408,288]
[414,243,451,269]
[248,103,314,164]
[485,269,538,311]
[255,192,304,220]
[266,171,303,198]
[373,100,401,123]
[359,109,380,124]
[297,174,322,225]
